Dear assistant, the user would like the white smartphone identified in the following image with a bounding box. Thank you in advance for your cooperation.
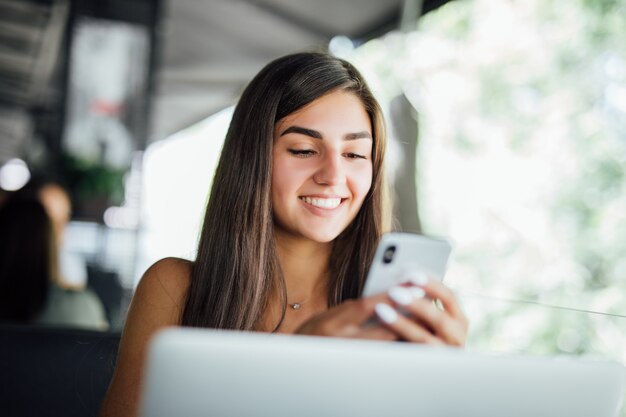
[362,232,452,297]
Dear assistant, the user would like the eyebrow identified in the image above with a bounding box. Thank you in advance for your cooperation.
[280,125,372,141]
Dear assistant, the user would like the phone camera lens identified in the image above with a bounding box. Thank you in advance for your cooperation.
[382,246,396,264]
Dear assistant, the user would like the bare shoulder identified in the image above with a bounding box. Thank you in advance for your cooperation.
[134,257,192,319]
[99,257,193,417]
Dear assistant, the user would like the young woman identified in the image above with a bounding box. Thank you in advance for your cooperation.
[99,52,468,417]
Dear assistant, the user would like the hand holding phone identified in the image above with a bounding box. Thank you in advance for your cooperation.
[359,233,467,345]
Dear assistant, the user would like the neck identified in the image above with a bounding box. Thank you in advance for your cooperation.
[274,229,332,305]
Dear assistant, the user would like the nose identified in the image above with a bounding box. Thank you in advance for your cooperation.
[313,152,346,186]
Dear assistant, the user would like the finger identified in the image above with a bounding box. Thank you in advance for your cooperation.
[405,274,465,320]
[408,300,465,346]
[334,294,391,327]
[388,286,466,346]
[374,303,444,345]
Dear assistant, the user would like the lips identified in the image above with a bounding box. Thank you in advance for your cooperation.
[299,196,344,209]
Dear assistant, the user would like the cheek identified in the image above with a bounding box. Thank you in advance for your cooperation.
[272,156,308,201]
[349,163,373,202]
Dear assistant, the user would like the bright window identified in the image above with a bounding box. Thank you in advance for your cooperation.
[348,0,626,361]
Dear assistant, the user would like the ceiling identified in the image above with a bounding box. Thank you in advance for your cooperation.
[150,0,452,141]
[0,0,453,166]
[0,0,67,165]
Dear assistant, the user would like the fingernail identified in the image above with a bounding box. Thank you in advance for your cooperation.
[375,303,398,324]
[407,272,429,286]
[408,287,426,299]
[388,286,413,306]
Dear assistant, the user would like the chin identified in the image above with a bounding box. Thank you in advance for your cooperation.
[303,228,343,243]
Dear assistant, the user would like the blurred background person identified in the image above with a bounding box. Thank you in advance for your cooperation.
[0,195,108,330]
[15,177,88,289]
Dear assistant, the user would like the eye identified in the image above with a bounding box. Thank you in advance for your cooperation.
[344,152,367,160]
[288,149,317,158]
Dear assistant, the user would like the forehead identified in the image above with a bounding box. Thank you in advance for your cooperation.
[275,90,371,134]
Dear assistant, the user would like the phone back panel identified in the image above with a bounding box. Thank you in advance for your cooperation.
[362,232,452,297]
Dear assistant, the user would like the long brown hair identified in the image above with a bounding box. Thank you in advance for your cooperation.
[182,52,389,330]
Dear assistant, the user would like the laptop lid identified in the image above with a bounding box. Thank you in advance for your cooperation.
[140,328,625,417]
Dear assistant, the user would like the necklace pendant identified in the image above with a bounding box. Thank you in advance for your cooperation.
[291,303,301,310]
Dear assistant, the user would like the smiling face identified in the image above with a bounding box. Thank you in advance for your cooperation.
[272,90,374,243]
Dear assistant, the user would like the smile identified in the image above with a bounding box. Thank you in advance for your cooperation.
[299,196,343,209]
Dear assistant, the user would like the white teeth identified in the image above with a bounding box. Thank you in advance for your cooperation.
[300,196,342,209]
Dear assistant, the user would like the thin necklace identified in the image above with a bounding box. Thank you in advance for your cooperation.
[288,298,310,310]
[287,291,312,311]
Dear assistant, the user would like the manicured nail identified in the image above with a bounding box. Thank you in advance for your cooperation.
[375,303,398,324]
[407,272,429,286]
[408,287,426,299]
[388,286,413,306]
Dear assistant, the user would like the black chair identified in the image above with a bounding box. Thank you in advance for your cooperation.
[87,264,127,330]
[0,324,120,417]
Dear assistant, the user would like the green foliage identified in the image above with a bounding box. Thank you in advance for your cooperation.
[61,153,125,207]
[349,0,626,374]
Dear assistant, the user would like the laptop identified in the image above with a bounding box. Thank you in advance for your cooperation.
[140,328,625,417]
